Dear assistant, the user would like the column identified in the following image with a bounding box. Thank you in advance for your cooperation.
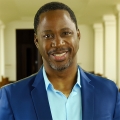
[116,4,120,88]
[93,23,104,75]
[103,15,117,83]
[0,21,5,81]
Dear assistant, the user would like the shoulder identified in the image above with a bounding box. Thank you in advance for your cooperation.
[0,73,37,93]
[79,67,118,92]
[86,71,116,86]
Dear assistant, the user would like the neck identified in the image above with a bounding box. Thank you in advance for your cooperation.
[43,59,78,97]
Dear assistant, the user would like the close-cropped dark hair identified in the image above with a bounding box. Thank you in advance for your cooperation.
[34,2,78,34]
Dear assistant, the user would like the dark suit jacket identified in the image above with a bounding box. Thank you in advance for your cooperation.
[0,66,120,120]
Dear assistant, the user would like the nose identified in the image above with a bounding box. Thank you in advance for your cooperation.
[51,36,65,47]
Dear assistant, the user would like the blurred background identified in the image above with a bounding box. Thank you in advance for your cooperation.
[0,0,120,88]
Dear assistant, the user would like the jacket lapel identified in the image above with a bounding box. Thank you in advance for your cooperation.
[79,67,94,120]
[31,67,52,120]
[31,66,94,120]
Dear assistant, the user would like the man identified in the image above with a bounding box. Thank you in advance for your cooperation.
[0,2,120,120]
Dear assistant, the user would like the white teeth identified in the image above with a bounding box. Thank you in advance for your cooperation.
[54,52,66,57]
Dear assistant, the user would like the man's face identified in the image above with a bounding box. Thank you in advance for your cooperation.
[34,10,80,71]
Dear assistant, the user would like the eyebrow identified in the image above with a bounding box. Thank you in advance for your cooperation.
[41,27,72,34]
[42,30,52,33]
[61,28,72,31]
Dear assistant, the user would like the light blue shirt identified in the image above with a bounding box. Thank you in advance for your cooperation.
[43,67,82,120]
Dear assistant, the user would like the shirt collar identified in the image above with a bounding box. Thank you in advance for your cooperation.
[43,66,81,91]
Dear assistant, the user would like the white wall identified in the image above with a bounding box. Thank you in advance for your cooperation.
[77,25,94,72]
[4,20,34,81]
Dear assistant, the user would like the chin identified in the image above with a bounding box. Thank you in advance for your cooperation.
[49,59,72,71]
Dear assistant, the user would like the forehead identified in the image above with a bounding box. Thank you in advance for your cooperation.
[37,10,75,31]
[39,10,71,20]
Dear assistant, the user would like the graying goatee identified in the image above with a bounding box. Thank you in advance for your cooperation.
[49,59,72,71]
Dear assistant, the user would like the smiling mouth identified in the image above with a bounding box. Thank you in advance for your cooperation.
[53,52,66,57]
[51,52,68,61]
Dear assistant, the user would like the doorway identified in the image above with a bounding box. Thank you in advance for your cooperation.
[16,29,42,80]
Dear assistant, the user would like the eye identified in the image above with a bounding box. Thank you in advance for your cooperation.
[62,31,73,36]
[43,34,54,39]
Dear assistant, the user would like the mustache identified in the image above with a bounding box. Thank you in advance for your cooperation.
[48,47,71,55]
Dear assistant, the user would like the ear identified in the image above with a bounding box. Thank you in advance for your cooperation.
[34,33,39,49]
[77,29,80,40]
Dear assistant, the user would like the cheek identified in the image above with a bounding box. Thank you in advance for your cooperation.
[38,40,51,56]
[71,38,79,51]
[37,40,45,55]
